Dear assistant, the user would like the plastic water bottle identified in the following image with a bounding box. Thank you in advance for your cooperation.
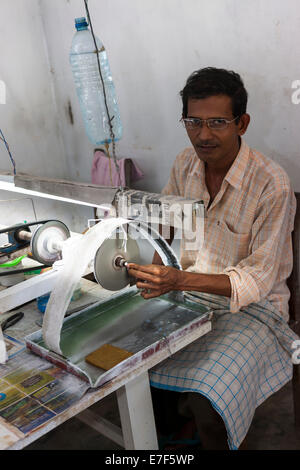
[70,17,122,145]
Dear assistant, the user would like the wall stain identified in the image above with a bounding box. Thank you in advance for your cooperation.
[67,100,74,125]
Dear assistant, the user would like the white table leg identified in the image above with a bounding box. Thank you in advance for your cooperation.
[116,371,158,450]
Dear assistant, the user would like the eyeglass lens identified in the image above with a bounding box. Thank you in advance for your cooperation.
[183,118,228,130]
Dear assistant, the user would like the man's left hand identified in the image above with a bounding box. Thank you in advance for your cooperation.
[127,263,181,299]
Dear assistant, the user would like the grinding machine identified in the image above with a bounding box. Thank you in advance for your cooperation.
[0,186,212,386]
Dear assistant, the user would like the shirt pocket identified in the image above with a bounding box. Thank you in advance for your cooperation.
[219,220,250,265]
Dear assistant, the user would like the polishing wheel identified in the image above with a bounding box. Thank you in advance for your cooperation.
[93,234,140,291]
[30,220,70,265]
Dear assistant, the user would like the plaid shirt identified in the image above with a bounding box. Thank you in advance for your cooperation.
[162,139,296,321]
[151,139,299,449]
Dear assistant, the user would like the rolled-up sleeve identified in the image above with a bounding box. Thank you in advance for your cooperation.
[220,187,296,313]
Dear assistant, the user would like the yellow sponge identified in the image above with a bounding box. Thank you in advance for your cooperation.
[85,344,133,370]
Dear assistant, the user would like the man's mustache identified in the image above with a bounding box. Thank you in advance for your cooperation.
[196,141,219,146]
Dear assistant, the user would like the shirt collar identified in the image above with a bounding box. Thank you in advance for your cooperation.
[224,138,250,190]
[190,138,250,191]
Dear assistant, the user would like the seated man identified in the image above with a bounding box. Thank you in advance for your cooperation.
[128,67,300,450]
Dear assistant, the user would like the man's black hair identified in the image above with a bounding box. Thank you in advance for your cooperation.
[180,67,248,120]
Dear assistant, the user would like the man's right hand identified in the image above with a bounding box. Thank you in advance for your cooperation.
[152,251,164,265]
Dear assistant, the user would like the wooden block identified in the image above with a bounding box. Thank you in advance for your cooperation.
[85,344,133,370]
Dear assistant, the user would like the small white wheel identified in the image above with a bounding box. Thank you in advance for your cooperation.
[30,221,70,265]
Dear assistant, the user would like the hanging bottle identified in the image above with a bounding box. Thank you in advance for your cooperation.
[69,17,122,145]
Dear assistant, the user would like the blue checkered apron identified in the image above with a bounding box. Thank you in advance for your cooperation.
[149,293,299,449]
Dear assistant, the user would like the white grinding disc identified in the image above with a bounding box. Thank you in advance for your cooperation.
[93,234,140,290]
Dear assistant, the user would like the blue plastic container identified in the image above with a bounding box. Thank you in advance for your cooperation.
[37,285,82,314]
[37,293,50,313]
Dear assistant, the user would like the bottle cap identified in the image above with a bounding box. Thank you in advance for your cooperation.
[75,17,88,31]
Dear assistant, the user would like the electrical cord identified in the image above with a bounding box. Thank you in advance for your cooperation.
[83,0,121,187]
[0,129,16,175]
[0,264,49,276]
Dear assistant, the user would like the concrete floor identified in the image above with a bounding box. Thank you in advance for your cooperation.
[26,380,300,451]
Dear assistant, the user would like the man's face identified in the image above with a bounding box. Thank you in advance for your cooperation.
[185,95,249,169]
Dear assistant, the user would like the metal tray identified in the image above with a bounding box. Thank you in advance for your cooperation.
[26,288,212,388]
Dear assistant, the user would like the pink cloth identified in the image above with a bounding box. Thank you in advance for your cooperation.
[91,150,144,186]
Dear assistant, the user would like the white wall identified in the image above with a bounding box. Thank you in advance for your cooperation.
[1,0,300,194]
[0,0,67,178]
[38,0,300,193]
[0,187,93,234]
[0,0,95,232]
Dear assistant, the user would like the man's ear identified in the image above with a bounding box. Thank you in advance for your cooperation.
[238,113,250,136]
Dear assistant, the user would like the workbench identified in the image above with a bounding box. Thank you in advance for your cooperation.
[0,279,212,450]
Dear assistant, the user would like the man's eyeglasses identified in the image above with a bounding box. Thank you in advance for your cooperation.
[180,116,240,130]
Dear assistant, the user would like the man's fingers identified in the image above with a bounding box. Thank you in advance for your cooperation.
[128,268,159,283]
[136,281,159,290]
[141,290,162,299]
[127,263,162,275]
